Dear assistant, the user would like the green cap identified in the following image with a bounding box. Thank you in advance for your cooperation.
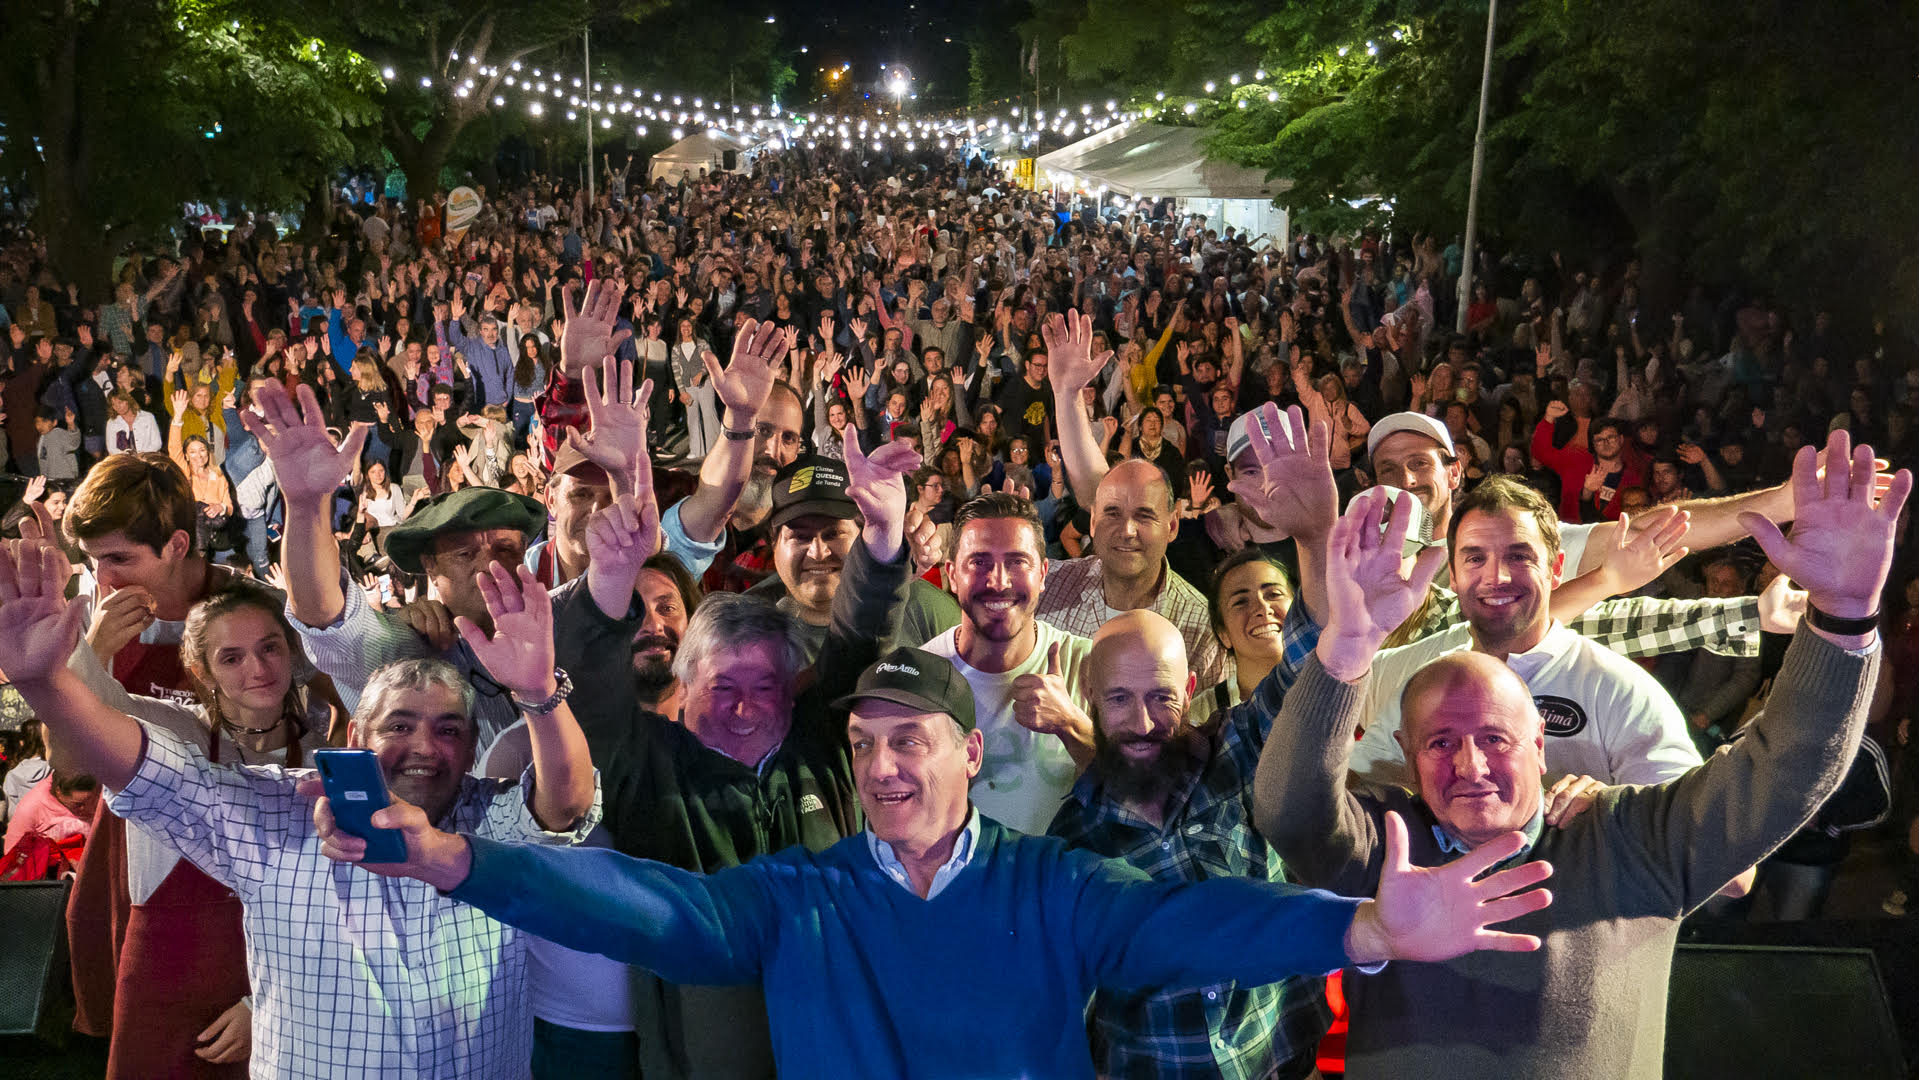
[380,487,547,575]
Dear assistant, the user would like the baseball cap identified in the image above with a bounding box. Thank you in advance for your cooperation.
[549,440,610,486]
[768,455,858,534]
[1350,484,1444,555]
[1225,408,1273,464]
[832,646,978,732]
[1365,411,1456,459]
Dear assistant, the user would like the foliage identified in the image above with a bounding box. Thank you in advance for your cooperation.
[1202,0,1919,314]
[0,0,381,288]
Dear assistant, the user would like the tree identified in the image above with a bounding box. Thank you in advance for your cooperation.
[1206,0,1919,318]
[0,0,380,295]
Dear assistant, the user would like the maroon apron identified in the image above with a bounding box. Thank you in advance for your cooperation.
[105,856,250,1079]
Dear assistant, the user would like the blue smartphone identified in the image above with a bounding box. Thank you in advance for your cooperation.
[313,749,409,863]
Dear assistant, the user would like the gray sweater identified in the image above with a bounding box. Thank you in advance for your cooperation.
[1253,628,1874,1079]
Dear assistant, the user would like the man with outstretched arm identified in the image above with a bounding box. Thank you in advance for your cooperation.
[1250,429,1905,1078]
[0,533,603,1079]
[313,637,1555,1079]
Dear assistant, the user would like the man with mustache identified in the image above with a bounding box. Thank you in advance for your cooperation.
[747,454,958,660]
[1048,609,1329,1079]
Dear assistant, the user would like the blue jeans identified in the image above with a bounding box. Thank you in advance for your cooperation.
[532,1019,637,1080]
[511,399,538,444]
[242,514,273,578]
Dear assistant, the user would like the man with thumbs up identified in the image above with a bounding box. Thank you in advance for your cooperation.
[922,491,1097,835]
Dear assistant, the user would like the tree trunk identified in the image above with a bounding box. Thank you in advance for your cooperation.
[1608,177,1686,319]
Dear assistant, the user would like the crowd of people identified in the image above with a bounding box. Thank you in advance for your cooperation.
[0,145,1911,1078]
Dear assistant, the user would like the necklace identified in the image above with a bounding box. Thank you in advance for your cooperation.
[222,714,284,735]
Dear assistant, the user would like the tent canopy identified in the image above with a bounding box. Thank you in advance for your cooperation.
[1034,121,1287,201]
[648,129,771,184]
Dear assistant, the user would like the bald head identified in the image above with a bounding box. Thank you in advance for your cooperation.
[1395,652,1546,850]
[1089,609,1188,691]
[1090,461,1177,588]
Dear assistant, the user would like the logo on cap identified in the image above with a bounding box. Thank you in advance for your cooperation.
[787,466,817,493]
[875,662,920,676]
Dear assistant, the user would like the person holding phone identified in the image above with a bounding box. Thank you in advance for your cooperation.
[0,513,605,1079]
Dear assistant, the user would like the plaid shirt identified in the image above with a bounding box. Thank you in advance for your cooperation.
[1036,555,1226,686]
[1419,589,1761,659]
[108,722,602,1080]
[1049,604,1329,1080]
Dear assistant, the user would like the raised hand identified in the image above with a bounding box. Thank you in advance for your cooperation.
[1188,471,1213,509]
[1344,811,1553,965]
[1593,506,1690,597]
[1010,641,1093,759]
[238,382,368,502]
[708,318,785,423]
[453,563,558,700]
[1740,430,1912,621]
[562,356,653,489]
[902,504,943,575]
[1543,399,1569,423]
[561,279,623,375]
[0,540,89,685]
[1039,309,1104,390]
[22,475,45,504]
[843,432,922,564]
[1315,488,1448,681]
[1225,403,1339,543]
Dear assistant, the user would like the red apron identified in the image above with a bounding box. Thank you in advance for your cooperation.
[106,855,251,1079]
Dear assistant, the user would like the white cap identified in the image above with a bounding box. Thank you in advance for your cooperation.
[1225,409,1271,464]
[1365,412,1456,459]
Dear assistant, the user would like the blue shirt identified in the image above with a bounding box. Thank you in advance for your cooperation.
[867,808,979,900]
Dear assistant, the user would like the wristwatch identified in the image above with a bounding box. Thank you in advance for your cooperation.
[512,668,574,715]
[1805,604,1878,636]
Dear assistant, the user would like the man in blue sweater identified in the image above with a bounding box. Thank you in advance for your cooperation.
[314,646,1558,1078]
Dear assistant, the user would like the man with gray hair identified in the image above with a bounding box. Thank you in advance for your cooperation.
[0,531,601,1080]
[445,289,515,407]
[547,432,925,1078]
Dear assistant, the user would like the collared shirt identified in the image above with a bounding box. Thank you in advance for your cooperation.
[289,566,525,748]
[1416,589,1762,659]
[1048,602,1329,1080]
[867,808,981,900]
[107,722,602,1080]
[1433,806,1546,860]
[1035,555,1225,686]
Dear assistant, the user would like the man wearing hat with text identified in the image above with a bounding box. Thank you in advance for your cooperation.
[747,453,957,660]
[247,381,548,747]
[314,642,1562,1079]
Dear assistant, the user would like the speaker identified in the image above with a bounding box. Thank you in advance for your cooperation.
[722,149,739,172]
[1665,943,1905,1078]
[0,880,73,1036]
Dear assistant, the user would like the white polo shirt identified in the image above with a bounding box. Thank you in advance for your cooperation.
[922,621,1093,835]
[1351,620,1702,789]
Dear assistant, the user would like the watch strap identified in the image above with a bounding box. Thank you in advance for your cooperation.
[1805,604,1878,636]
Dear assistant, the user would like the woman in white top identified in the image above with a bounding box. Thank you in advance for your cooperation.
[357,460,408,529]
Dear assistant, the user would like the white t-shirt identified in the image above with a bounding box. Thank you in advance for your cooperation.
[921,621,1093,835]
[1559,521,1597,576]
[482,720,636,1032]
[1351,621,1702,789]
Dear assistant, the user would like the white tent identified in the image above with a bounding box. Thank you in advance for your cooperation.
[1035,121,1290,246]
[648,129,773,185]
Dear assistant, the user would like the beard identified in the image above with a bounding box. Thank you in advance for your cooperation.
[1091,713,1208,809]
[631,631,680,698]
[737,469,774,519]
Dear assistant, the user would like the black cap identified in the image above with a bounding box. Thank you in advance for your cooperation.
[768,455,858,534]
[832,646,978,732]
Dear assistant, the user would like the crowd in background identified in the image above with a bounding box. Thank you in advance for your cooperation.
[0,146,1913,1077]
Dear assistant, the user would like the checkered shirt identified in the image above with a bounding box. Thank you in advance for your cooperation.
[107,721,601,1080]
[1049,603,1328,1080]
[289,566,526,748]
[1421,589,1761,659]
[1036,555,1226,686]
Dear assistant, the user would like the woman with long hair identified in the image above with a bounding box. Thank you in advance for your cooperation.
[511,335,547,444]
[51,585,341,1077]
[1189,550,1296,726]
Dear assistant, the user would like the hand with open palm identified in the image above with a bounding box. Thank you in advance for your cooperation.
[1226,403,1339,543]
[1316,488,1448,681]
[0,541,87,686]
[562,356,654,493]
[454,563,558,701]
[238,382,368,502]
[1742,430,1912,621]
[709,318,785,424]
[1344,811,1554,965]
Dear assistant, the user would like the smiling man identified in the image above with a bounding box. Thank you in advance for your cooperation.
[315,642,1560,1080]
[1254,433,1900,1078]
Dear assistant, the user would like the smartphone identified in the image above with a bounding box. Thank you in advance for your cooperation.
[313,749,409,863]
